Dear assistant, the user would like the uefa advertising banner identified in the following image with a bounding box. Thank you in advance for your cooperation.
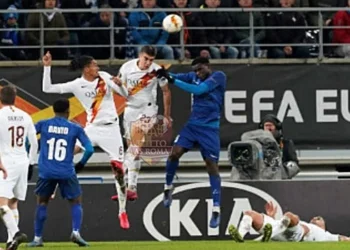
[0,64,350,148]
[0,180,350,241]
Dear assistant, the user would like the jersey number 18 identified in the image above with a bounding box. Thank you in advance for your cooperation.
[47,138,67,161]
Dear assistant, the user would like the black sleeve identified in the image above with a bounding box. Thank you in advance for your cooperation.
[282,139,299,164]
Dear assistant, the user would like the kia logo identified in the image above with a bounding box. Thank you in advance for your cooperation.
[143,182,283,241]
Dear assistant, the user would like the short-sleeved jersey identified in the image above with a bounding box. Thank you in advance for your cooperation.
[43,67,120,125]
[36,117,91,179]
[0,106,37,166]
[173,71,226,128]
[118,59,165,108]
[302,222,339,242]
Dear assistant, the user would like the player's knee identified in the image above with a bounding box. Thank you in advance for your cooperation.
[284,211,299,227]
[0,205,10,217]
[168,148,183,161]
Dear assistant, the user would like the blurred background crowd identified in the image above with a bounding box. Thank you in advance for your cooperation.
[0,0,349,60]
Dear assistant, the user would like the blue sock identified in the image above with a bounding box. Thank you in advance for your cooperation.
[71,204,82,232]
[34,205,47,237]
[209,174,221,208]
[166,159,179,186]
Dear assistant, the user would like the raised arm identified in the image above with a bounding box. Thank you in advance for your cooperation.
[42,51,75,94]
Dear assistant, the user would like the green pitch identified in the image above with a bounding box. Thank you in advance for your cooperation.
[6,241,350,250]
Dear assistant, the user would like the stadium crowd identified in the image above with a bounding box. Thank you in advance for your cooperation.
[0,0,349,60]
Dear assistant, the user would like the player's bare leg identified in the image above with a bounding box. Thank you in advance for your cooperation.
[0,196,27,250]
[205,158,221,228]
[68,196,89,247]
[111,160,129,229]
[6,199,20,249]
[27,196,50,247]
[163,145,186,207]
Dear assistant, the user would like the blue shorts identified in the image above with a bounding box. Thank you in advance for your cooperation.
[35,175,82,200]
[174,123,220,163]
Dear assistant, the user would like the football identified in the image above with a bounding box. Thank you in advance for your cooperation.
[162,14,183,33]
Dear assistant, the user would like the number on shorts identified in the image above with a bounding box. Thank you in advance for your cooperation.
[8,126,25,147]
[47,138,68,161]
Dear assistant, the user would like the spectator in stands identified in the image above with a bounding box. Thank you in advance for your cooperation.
[128,0,174,59]
[26,0,69,59]
[83,4,126,59]
[198,0,238,59]
[259,114,300,179]
[0,5,27,60]
[332,1,350,58]
[265,0,310,58]
[168,0,210,59]
[230,0,265,58]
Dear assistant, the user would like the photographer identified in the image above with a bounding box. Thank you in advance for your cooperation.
[259,114,300,179]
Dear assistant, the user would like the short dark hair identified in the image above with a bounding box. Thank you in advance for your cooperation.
[140,45,157,57]
[53,98,70,113]
[0,85,17,105]
[69,55,94,71]
[191,57,210,66]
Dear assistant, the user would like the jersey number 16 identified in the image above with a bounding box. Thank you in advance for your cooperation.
[47,138,68,161]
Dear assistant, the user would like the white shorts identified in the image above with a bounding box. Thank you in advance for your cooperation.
[77,123,124,162]
[0,159,29,201]
[303,223,339,242]
[260,214,279,234]
[123,104,158,140]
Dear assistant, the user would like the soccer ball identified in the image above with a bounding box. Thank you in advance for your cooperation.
[162,14,183,33]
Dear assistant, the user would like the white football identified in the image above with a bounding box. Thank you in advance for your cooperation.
[162,14,183,33]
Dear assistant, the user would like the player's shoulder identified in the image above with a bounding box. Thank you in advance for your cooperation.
[150,62,162,71]
[98,71,112,79]
[120,59,137,72]
[212,71,227,78]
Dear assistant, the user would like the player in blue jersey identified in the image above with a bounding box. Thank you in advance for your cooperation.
[156,57,226,228]
[27,98,94,247]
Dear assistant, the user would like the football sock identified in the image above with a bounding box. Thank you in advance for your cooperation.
[209,174,221,208]
[238,215,253,238]
[34,205,47,237]
[7,208,19,243]
[71,204,82,232]
[125,150,141,189]
[165,159,179,186]
[0,206,18,242]
[270,216,290,238]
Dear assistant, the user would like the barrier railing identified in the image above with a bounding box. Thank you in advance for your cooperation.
[0,7,350,62]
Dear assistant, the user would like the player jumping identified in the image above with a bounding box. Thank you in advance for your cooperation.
[27,98,94,247]
[157,57,227,228]
[111,45,171,201]
[0,86,38,250]
[41,52,130,229]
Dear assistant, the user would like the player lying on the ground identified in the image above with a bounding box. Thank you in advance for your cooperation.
[27,98,94,247]
[228,201,350,242]
[41,51,130,229]
[0,86,38,250]
[111,45,171,202]
[156,57,227,228]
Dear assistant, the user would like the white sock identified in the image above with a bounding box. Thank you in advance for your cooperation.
[270,215,290,238]
[115,179,126,214]
[238,215,253,238]
[1,206,19,239]
[7,209,19,243]
[128,159,141,189]
[34,236,42,242]
[72,230,80,235]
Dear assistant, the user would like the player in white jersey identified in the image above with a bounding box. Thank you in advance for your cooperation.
[228,201,350,242]
[0,86,38,250]
[41,51,130,229]
[111,45,171,201]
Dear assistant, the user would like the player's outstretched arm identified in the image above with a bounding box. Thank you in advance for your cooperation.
[75,128,94,173]
[160,84,172,122]
[42,51,75,94]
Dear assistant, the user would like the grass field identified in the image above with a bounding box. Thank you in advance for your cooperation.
[4,241,350,250]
